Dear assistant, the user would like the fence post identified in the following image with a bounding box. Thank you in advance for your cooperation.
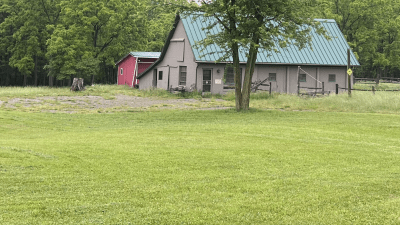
[269,82,272,95]
[297,66,300,96]
[347,49,352,97]
[372,86,375,95]
[322,82,325,95]
[336,84,339,95]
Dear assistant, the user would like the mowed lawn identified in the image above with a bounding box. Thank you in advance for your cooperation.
[1,109,400,224]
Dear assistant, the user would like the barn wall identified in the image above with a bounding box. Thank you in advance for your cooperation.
[117,55,136,87]
[139,19,197,90]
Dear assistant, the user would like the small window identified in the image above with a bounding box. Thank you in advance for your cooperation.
[269,73,276,82]
[179,66,187,85]
[329,74,336,82]
[299,74,306,82]
[120,68,123,75]
[158,71,163,80]
[224,66,242,89]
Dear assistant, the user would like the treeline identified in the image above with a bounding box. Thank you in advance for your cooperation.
[314,0,400,78]
[1,0,400,87]
[0,0,180,86]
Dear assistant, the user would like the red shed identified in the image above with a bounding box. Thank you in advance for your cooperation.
[115,52,161,87]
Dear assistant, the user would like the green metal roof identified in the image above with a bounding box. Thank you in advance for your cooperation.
[130,52,161,58]
[181,15,360,66]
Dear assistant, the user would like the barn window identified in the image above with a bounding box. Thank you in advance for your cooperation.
[179,66,187,85]
[329,74,336,82]
[158,71,163,80]
[299,74,306,82]
[224,66,242,89]
[120,68,123,75]
[269,73,276,82]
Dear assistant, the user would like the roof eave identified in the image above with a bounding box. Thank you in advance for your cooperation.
[195,61,361,67]
[115,53,132,66]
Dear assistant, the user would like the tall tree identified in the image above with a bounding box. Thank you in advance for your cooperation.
[315,0,400,78]
[0,0,61,86]
[181,0,326,111]
[46,0,151,84]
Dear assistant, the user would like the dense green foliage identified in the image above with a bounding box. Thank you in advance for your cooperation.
[0,0,177,86]
[1,0,400,87]
[1,110,400,223]
[315,0,400,78]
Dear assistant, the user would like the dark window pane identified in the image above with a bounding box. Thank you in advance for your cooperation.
[224,66,242,88]
[269,73,276,81]
[179,66,187,85]
[203,70,211,80]
[299,74,306,82]
[158,71,163,80]
[329,74,336,82]
[225,67,234,85]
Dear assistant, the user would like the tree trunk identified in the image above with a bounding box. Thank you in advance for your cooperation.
[70,78,85,91]
[228,0,242,111]
[242,44,259,110]
[232,44,242,111]
[91,75,94,86]
[34,55,38,86]
[49,75,53,87]
[23,74,27,87]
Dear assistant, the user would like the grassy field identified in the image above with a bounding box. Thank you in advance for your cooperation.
[1,109,400,224]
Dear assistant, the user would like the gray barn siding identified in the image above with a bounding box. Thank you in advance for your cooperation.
[139,20,198,91]
[196,64,246,94]
[138,70,153,89]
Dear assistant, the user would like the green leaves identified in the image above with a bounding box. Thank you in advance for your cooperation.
[0,0,176,85]
[314,0,400,77]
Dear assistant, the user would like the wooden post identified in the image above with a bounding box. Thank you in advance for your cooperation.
[372,86,375,95]
[347,49,352,97]
[322,82,325,95]
[336,84,339,95]
[297,66,300,96]
[269,82,272,95]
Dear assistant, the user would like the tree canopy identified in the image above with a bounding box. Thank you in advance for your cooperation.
[180,0,326,110]
[0,0,177,86]
[315,0,400,79]
[1,0,400,88]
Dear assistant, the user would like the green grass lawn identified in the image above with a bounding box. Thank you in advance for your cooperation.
[1,109,400,224]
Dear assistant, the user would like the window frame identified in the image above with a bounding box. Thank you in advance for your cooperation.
[299,74,306,82]
[179,66,187,86]
[328,74,336,82]
[269,73,276,82]
[224,66,242,89]
[120,68,123,75]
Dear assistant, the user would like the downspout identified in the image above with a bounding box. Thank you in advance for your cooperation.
[168,65,170,91]
[195,63,199,90]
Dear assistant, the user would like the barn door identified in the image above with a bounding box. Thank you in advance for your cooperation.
[203,69,212,92]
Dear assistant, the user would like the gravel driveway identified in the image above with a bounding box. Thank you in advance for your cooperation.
[0,95,231,113]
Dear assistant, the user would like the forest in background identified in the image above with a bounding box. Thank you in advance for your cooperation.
[0,0,400,87]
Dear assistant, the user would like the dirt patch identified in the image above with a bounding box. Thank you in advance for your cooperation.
[2,95,231,113]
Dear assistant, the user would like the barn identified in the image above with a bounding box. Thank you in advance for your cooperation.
[137,15,360,94]
[115,52,161,87]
